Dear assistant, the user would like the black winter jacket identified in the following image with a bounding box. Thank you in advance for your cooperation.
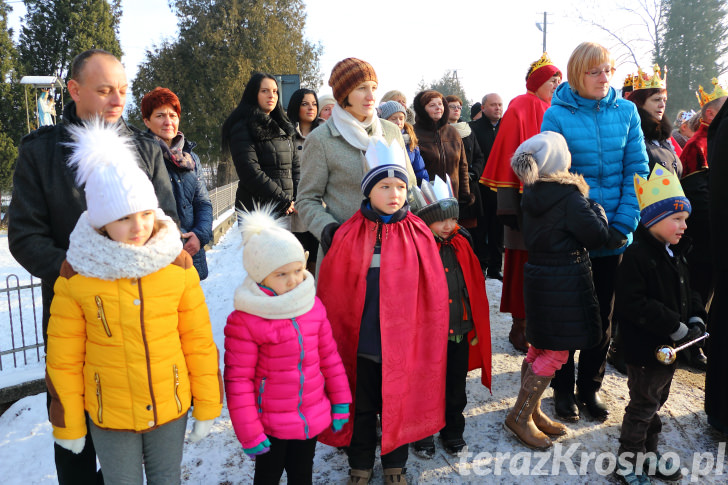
[229,110,299,215]
[520,173,609,351]
[459,129,485,220]
[615,225,707,367]
[8,101,179,339]
[165,138,213,279]
[469,117,499,163]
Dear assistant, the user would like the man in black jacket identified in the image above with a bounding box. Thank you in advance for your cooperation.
[470,93,504,278]
[8,49,178,485]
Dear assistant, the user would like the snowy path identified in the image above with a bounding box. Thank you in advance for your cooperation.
[0,226,725,483]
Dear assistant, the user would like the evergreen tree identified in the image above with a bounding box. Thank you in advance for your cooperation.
[17,0,122,111]
[130,0,322,175]
[0,0,21,213]
[657,0,728,120]
[416,70,473,121]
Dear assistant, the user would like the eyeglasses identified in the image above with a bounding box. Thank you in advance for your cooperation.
[585,67,616,78]
[448,105,462,111]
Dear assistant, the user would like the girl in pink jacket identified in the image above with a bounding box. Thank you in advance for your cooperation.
[224,207,351,484]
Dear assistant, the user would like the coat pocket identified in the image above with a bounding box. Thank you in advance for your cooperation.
[173,364,182,414]
[94,296,112,337]
[94,372,103,424]
[257,377,267,414]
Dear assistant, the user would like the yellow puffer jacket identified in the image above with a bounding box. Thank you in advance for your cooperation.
[47,244,223,440]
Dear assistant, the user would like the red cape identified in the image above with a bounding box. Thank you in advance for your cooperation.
[443,231,492,390]
[480,92,550,191]
[316,210,449,454]
[680,123,709,177]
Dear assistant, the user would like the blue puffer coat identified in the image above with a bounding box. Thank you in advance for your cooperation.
[541,83,649,257]
[166,139,213,279]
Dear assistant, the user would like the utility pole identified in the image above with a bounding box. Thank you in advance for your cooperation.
[535,12,548,52]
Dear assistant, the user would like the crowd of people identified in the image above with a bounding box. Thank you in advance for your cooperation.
[5,41,728,485]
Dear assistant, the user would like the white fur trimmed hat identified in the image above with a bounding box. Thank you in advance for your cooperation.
[510,131,571,186]
[65,118,159,228]
[239,205,306,283]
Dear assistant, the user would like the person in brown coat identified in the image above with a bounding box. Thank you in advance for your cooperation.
[413,90,472,204]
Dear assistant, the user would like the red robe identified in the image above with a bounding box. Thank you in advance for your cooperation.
[442,230,492,390]
[316,210,449,454]
[680,123,709,177]
[480,92,550,191]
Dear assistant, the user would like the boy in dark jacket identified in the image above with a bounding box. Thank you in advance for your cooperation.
[411,176,492,458]
[614,165,707,485]
[507,131,609,450]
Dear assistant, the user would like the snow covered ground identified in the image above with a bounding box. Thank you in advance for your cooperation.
[1,226,726,484]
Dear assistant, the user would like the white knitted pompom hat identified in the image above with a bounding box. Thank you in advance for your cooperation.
[65,118,158,228]
[238,205,306,283]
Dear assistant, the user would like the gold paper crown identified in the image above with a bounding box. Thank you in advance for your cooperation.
[633,64,667,91]
[634,165,686,212]
[696,78,728,107]
[622,75,634,89]
[528,52,555,77]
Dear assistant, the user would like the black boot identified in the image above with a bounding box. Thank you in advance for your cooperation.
[412,435,435,459]
[576,390,609,421]
[552,389,580,422]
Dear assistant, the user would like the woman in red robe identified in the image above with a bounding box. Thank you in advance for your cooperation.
[479,53,562,353]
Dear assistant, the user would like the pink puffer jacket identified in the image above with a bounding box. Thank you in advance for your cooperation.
[224,285,351,447]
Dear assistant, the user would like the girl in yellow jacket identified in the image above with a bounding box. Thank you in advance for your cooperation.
[46,120,223,485]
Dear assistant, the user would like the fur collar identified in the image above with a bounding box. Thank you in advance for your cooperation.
[248,108,295,141]
[233,271,315,319]
[639,107,672,142]
[450,121,472,138]
[67,211,183,280]
[538,171,590,197]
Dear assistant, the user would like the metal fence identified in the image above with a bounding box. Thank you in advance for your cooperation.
[0,181,238,373]
[0,275,43,371]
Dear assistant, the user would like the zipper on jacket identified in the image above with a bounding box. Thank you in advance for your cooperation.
[173,364,182,413]
[257,377,266,413]
[95,373,103,424]
[291,317,310,438]
[95,296,112,337]
[137,280,158,426]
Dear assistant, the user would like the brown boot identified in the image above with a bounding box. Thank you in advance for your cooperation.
[519,361,567,437]
[346,468,372,484]
[504,363,553,450]
[382,468,407,484]
[509,317,530,353]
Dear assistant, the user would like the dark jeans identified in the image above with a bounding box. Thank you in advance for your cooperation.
[480,186,503,274]
[441,338,470,440]
[254,435,318,485]
[347,357,408,470]
[619,364,674,456]
[48,394,103,485]
[552,255,621,393]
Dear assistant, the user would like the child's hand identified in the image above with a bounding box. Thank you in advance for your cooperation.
[54,436,86,454]
[244,435,271,457]
[188,419,214,443]
[331,403,350,432]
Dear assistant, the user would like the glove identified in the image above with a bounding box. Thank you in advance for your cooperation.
[588,199,607,220]
[243,434,271,458]
[670,322,703,347]
[331,403,350,433]
[460,193,476,206]
[497,214,519,231]
[605,227,628,250]
[54,436,86,454]
[320,223,340,255]
[688,316,706,334]
[188,419,214,443]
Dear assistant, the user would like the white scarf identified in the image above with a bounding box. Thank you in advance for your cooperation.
[331,103,383,150]
[67,210,183,280]
[233,271,316,319]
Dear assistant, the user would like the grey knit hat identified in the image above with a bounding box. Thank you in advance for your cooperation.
[412,175,459,224]
[416,199,459,225]
[510,131,571,186]
[379,100,406,121]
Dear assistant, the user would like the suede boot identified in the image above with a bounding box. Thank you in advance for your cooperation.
[383,467,407,484]
[504,363,552,450]
[509,317,530,353]
[347,468,372,485]
[520,361,567,436]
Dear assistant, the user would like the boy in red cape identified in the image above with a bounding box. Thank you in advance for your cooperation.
[411,176,492,459]
[316,138,449,484]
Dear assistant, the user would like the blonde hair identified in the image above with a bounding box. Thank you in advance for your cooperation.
[567,42,613,95]
[403,121,418,151]
[381,90,407,105]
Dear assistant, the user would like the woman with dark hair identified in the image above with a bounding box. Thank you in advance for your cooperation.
[287,87,323,272]
[141,87,213,280]
[222,72,299,220]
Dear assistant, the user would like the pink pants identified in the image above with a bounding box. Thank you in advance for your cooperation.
[526,347,569,377]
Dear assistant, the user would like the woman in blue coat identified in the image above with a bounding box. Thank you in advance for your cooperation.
[541,42,649,422]
[142,87,213,279]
